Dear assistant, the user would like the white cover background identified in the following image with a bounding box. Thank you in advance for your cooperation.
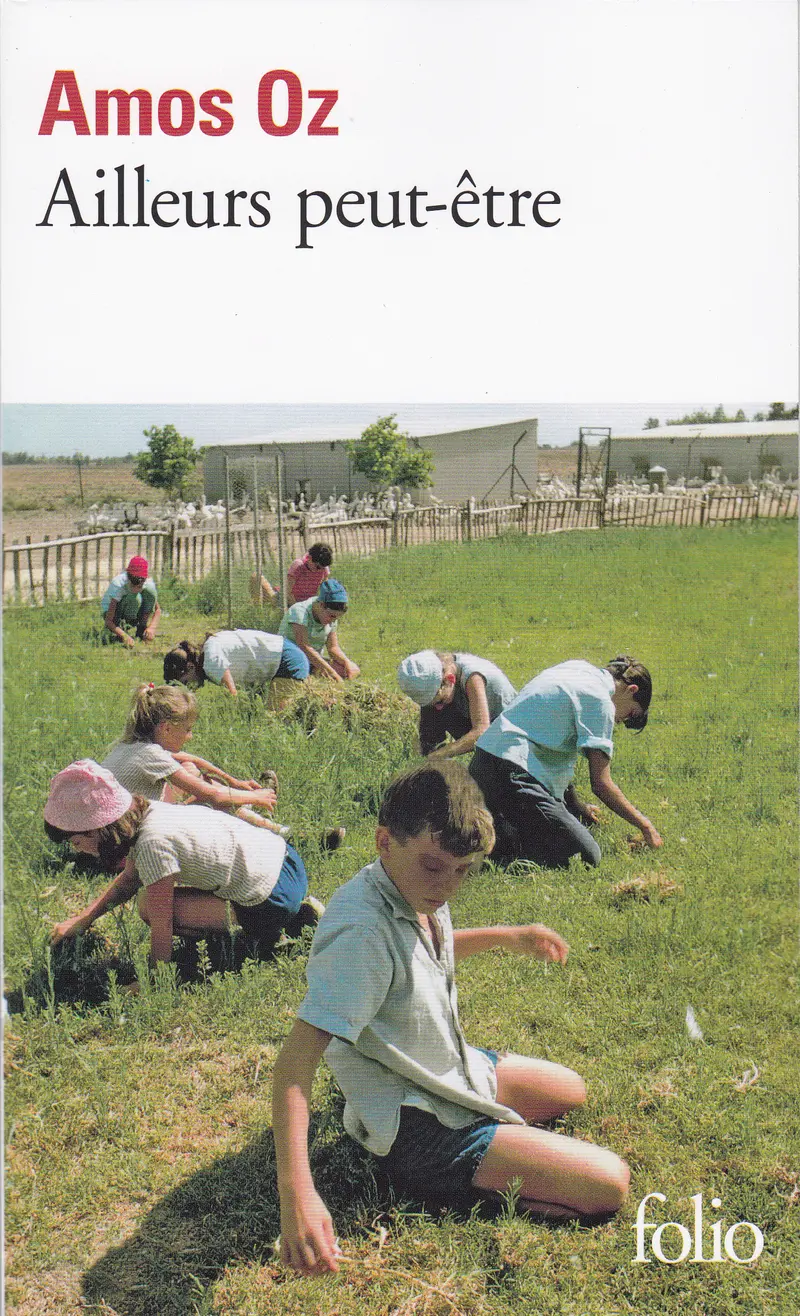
[1,0,796,403]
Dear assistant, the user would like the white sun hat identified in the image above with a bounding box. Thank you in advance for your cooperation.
[397,650,443,706]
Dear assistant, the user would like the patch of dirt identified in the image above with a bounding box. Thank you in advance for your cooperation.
[2,508,88,545]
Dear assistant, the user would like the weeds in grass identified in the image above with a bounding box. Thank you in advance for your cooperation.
[609,872,683,903]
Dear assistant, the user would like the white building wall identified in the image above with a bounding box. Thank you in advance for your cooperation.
[609,431,798,481]
[203,417,538,504]
[414,419,537,504]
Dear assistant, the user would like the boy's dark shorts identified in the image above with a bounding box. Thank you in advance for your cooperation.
[376,1049,501,1206]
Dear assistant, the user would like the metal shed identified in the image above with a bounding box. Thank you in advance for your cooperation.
[608,421,798,483]
[202,417,538,506]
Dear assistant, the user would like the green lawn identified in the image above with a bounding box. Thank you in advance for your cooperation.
[4,522,798,1316]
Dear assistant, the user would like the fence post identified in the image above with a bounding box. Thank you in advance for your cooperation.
[466,496,475,541]
[224,455,233,629]
[55,541,63,600]
[252,458,263,600]
[42,536,50,604]
[26,535,34,602]
[699,494,707,527]
[274,450,287,616]
[11,540,21,604]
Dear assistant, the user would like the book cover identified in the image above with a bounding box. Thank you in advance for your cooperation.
[2,3,797,1314]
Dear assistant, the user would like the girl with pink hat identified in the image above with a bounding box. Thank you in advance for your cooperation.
[100,555,161,647]
[45,760,322,970]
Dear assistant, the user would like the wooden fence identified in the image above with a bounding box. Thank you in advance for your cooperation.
[3,489,796,607]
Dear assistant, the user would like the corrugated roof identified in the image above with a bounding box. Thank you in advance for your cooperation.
[206,430,357,448]
[205,417,538,451]
[611,421,798,441]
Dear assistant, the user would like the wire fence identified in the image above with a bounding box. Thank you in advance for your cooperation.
[3,489,796,608]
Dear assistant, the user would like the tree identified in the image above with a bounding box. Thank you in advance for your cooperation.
[765,402,798,421]
[666,405,745,426]
[346,415,434,491]
[135,424,198,498]
[643,417,660,429]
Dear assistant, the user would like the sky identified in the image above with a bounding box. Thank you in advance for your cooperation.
[0,401,780,459]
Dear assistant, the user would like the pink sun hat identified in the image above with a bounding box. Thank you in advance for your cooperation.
[44,760,133,833]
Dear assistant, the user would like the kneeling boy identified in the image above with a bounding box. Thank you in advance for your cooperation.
[272,760,629,1276]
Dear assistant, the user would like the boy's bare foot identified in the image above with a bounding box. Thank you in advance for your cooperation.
[283,895,326,939]
[322,826,346,852]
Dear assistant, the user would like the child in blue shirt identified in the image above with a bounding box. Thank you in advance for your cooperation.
[470,655,662,868]
[278,577,360,682]
[272,760,629,1276]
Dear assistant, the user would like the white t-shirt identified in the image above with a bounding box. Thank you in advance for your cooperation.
[133,801,287,906]
[454,653,517,720]
[102,741,180,800]
[100,571,158,614]
[202,629,285,687]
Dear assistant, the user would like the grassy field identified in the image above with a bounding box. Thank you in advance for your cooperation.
[3,522,798,1315]
[1,460,205,544]
[2,460,155,518]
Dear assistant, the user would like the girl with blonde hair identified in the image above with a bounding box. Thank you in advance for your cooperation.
[102,683,286,834]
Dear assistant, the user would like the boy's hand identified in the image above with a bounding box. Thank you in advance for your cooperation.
[51,913,92,946]
[279,1186,342,1275]
[507,924,569,964]
[252,788,278,813]
[640,820,663,849]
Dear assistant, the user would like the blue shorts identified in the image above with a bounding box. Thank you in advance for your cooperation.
[232,844,308,946]
[377,1049,501,1205]
[275,638,310,681]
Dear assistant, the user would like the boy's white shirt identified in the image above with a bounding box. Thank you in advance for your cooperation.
[297,857,524,1156]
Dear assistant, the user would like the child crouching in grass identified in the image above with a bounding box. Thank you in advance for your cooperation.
[103,683,288,836]
[272,760,629,1277]
[46,761,323,972]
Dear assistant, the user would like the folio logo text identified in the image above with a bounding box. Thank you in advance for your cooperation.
[633,1193,764,1265]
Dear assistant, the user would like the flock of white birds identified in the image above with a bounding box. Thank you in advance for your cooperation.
[73,470,795,537]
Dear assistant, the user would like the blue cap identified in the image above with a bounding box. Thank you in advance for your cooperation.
[318,577,348,605]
